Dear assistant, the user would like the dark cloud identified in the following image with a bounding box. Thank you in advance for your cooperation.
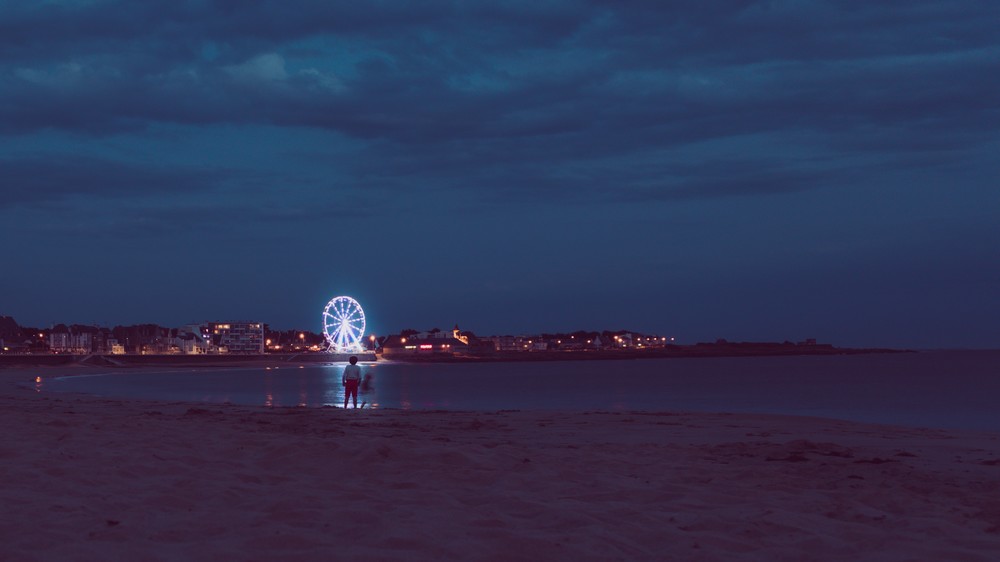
[0,155,232,208]
[4,2,996,134]
[2,1,996,207]
[35,200,378,240]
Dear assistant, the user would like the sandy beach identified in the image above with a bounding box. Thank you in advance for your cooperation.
[2,366,1000,561]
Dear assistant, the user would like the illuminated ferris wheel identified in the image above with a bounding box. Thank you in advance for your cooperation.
[322,296,366,352]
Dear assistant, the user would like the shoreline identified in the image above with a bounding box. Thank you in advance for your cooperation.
[0,353,368,369]
[379,345,911,363]
[0,344,912,369]
[2,367,999,560]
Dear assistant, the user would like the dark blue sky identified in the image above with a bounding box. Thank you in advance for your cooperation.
[1,1,998,348]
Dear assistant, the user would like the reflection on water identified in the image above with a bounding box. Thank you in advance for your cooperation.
[38,352,1000,431]
[399,370,411,410]
[297,372,307,407]
[322,368,343,407]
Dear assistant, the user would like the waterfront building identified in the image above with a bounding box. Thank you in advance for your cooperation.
[107,338,126,355]
[48,326,93,354]
[172,325,211,354]
[415,326,472,343]
[490,336,522,351]
[379,335,469,356]
[205,322,264,354]
[70,332,93,354]
[49,330,70,353]
[112,324,169,355]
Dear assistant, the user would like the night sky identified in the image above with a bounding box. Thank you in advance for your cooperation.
[1,1,998,348]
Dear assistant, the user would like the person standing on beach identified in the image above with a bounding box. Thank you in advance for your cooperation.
[342,356,362,409]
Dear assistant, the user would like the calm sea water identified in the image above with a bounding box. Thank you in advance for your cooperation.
[40,350,1000,431]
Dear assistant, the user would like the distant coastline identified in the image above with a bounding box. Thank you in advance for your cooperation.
[378,342,911,363]
[0,352,375,369]
[0,342,909,368]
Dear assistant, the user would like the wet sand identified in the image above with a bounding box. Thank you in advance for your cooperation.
[2,366,999,561]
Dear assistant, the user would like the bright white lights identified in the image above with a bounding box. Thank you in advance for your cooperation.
[322,296,366,353]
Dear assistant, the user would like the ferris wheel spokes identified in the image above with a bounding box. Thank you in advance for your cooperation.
[322,295,366,353]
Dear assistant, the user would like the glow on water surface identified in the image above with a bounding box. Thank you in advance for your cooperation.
[38,351,1000,431]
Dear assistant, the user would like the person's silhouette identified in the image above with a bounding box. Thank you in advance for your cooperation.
[342,356,362,409]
